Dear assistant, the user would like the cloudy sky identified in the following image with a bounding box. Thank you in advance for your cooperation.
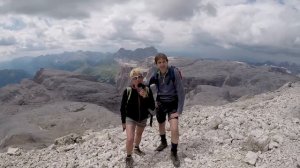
[0,0,300,63]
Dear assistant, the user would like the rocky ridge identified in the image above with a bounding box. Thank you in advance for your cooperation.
[116,57,300,107]
[0,68,120,111]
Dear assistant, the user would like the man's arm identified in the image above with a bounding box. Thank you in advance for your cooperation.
[174,69,185,114]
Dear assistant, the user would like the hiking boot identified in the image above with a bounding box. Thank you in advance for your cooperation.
[170,152,180,167]
[134,147,145,156]
[125,156,134,168]
[155,141,168,151]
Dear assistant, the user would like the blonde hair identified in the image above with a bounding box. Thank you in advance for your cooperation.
[129,67,142,77]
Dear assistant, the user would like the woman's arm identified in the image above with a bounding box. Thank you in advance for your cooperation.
[147,87,155,111]
[120,89,128,124]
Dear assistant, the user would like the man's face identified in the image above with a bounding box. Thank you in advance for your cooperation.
[156,58,168,72]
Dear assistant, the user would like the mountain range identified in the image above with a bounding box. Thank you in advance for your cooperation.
[1,47,299,88]
[0,55,299,152]
[0,69,31,87]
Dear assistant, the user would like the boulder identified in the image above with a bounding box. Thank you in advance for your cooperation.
[54,133,82,146]
[7,147,21,156]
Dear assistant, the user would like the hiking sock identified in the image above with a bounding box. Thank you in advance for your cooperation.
[171,143,178,154]
[127,154,132,158]
[160,134,167,143]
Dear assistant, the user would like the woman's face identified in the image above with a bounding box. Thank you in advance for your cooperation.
[131,74,143,86]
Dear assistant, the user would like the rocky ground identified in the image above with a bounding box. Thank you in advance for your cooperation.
[0,101,120,152]
[1,82,299,168]
[0,69,122,151]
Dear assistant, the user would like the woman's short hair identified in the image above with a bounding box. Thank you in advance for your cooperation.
[154,53,168,64]
[129,67,142,77]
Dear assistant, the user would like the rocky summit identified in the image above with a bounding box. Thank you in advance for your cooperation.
[1,82,299,168]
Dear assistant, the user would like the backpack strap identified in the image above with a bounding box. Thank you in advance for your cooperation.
[127,86,150,103]
[149,71,160,92]
[126,87,132,105]
[155,72,160,92]
[168,66,175,85]
[145,86,149,94]
[168,66,182,85]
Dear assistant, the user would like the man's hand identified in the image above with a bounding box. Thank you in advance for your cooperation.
[170,112,179,119]
[122,123,126,131]
[155,101,161,108]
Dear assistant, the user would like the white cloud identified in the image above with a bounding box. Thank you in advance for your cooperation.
[0,0,299,63]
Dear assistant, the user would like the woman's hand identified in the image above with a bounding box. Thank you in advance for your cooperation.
[138,89,147,98]
[122,123,126,131]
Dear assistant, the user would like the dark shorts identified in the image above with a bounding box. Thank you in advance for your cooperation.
[156,100,178,124]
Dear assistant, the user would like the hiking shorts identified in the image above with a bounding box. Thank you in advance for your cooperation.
[126,117,147,127]
[156,100,178,124]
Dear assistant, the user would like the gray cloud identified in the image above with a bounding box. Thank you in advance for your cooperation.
[201,3,217,16]
[0,0,123,19]
[191,30,219,47]
[235,43,300,59]
[148,0,201,20]
[0,37,17,46]
[69,28,87,40]
[109,18,137,40]
[107,17,164,44]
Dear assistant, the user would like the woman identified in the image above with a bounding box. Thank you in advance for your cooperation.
[120,67,155,167]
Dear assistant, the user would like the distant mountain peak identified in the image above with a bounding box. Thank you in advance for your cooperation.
[114,47,158,60]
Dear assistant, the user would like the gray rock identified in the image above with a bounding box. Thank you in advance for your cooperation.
[244,151,259,165]
[244,129,271,152]
[268,134,283,150]
[54,133,82,146]
[208,116,223,130]
[7,147,21,156]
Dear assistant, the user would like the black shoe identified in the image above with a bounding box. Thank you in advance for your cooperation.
[125,156,134,168]
[155,141,168,151]
[170,152,180,167]
[134,147,145,156]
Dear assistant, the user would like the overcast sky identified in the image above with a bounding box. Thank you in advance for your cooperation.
[0,0,300,63]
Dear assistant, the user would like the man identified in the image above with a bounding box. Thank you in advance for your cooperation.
[149,53,185,167]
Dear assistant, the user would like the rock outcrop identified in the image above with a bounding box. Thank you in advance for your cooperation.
[116,57,300,106]
[1,82,299,168]
[0,68,121,111]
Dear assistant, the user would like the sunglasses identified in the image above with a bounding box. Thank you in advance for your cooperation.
[132,75,143,80]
